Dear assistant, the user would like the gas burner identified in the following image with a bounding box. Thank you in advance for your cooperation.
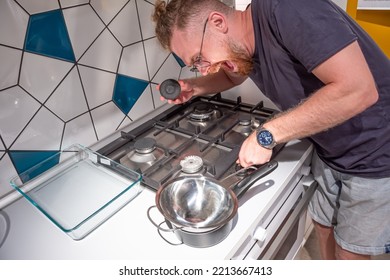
[180,155,204,174]
[124,137,162,165]
[189,103,217,122]
[233,113,259,136]
[239,113,252,126]
[134,137,156,154]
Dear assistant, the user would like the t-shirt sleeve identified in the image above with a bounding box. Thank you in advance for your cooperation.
[272,0,357,72]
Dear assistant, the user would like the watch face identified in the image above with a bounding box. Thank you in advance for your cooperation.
[257,130,273,146]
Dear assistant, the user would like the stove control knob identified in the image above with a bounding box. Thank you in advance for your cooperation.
[253,226,267,244]
[160,79,181,100]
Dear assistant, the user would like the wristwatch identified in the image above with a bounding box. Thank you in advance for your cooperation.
[256,127,277,149]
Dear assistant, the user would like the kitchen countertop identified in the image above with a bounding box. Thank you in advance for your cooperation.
[0,139,313,260]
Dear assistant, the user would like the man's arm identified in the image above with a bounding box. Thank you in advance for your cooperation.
[162,68,248,104]
[238,41,379,167]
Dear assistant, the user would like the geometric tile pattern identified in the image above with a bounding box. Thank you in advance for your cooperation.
[0,0,197,200]
[25,10,76,62]
[113,75,149,115]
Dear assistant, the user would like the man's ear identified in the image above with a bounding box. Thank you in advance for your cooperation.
[208,12,228,33]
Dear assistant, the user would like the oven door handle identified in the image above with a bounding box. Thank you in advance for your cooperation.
[256,174,318,259]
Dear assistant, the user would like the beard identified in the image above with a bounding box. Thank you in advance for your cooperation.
[208,39,254,76]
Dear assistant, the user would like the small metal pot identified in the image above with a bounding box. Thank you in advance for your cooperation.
[147,160,278,247]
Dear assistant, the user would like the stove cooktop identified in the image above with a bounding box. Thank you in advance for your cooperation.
[98,94,282,191]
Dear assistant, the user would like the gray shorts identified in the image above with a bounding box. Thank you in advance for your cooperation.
[308,152,390,255]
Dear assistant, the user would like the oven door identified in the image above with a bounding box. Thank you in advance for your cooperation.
[234,173,317,260]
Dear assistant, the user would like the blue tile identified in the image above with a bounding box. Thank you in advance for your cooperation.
[173,53,186,67]
[113,74,149,115]
[25,9,75,62]
[9,150,60,183]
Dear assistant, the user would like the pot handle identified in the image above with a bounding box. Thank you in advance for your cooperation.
[157,221,184,246]
[147,206,184,246]
[147,205,184,232]
[232,160,278,199]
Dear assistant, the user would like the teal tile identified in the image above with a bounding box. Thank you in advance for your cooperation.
[9,150,60,183]
[113,74,149,115]
[25,9,75,62]
[173,53,186,67]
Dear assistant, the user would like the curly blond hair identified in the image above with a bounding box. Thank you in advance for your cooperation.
[152,0,231,51]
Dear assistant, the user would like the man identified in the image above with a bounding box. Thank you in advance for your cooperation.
[152,0,390,260]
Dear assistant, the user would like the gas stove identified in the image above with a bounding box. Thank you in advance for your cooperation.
[98,93,283,191]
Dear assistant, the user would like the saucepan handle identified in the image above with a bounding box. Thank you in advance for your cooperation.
[147,205,184,232]
[232,160,278,198]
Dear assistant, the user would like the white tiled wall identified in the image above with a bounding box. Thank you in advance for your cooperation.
[0,0,196,200]
[0,0,348,202]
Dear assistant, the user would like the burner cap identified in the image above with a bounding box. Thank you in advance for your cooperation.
[134,137,156,154]
[239,113,252,126]
[180,156,204,173]
[159,79,181,100]
[189,104,215,121]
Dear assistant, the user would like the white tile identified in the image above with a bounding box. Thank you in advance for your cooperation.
[45,67,88,122]
[20,52,74,103]
[60,0,89,8]
[118,117,132,130]
[90,0,128,25]
[0,86,41,148]
[0,0,29,48]
[223,78,278,109]
[17,0,60,14]
[118,42,149,80]
[0,46,22,90]
[90,102,125,140]
[151,84,166,109]
[11,107,64,150]
[0,154,18,199]
[78,65,116,109]
[144,37,172,81]
[332,0,347,10]
[151,53,182,84]
[0,141,4,150]
[108,0,141,46]
[63,5,105,61]
[127,86,154,121]
[138,0,157,40]
[62,112,97,149]
[79,28,122,72]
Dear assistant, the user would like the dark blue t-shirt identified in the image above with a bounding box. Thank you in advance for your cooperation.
[249,0,390,178]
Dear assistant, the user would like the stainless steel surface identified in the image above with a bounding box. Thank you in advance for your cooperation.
[98,94,281,191]
[157,175,237,230]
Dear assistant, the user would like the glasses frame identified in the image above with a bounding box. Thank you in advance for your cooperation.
[190,19,211,72]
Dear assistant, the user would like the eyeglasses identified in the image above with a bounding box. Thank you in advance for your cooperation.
[190,19,211,72]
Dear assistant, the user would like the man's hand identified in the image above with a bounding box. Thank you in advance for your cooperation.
[237,131,273,167]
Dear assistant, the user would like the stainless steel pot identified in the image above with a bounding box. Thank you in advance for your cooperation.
[147,160,278,247]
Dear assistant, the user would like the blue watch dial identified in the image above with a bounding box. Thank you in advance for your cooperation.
[257,130,274,146]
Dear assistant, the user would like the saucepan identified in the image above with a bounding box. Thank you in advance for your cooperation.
[147,160,278,247]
